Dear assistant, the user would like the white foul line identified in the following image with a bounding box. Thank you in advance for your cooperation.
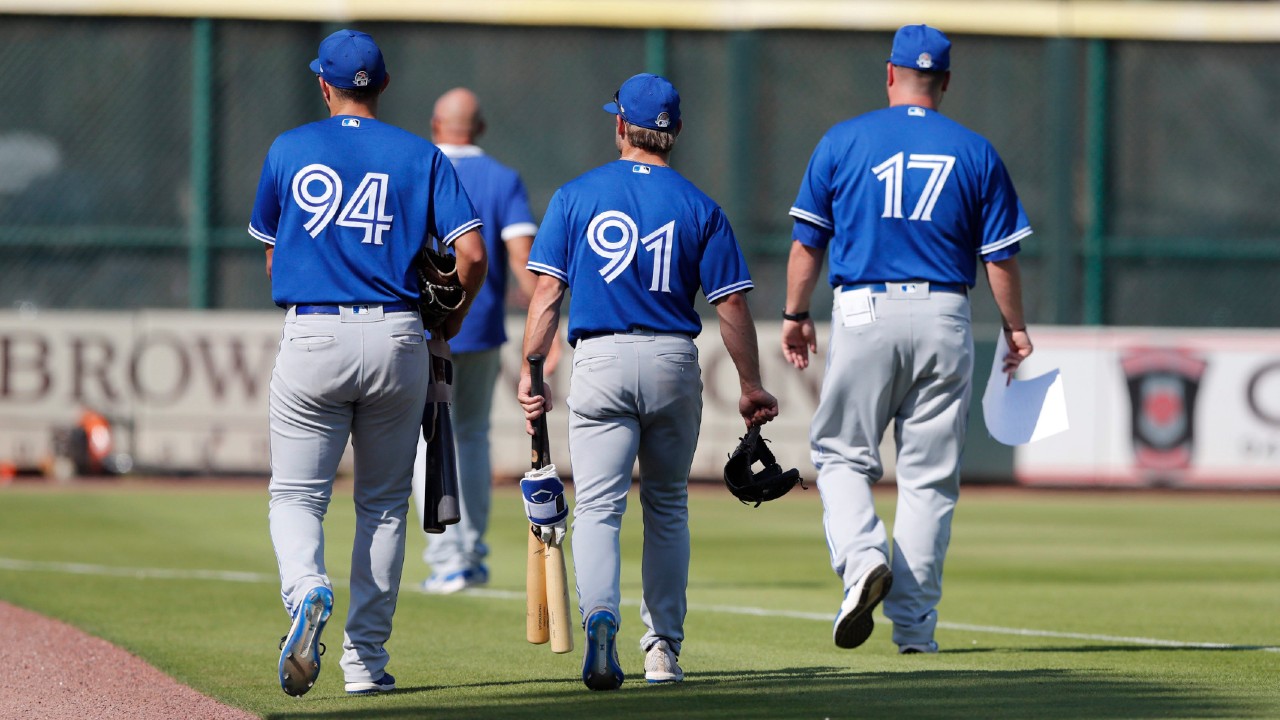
[2,558,1276,653]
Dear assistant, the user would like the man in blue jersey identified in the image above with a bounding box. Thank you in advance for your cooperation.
[782,25,1034,655]
[248,29,487,697]
[518,73,779,690]
[411,87,545,594]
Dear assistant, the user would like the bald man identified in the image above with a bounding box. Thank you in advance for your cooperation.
[411,87,543,593]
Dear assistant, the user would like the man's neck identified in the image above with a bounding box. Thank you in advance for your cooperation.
[328,102,377,119]
[619,149,670,167]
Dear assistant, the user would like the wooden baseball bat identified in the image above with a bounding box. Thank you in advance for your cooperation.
[527,353,573,653]
[526,526,550,645]
[545,536,573,653]
[526,354,552,645]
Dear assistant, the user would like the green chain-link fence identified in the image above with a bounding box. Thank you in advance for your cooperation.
[2,16,1278,327]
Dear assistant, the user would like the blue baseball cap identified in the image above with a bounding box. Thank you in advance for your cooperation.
[888,24,951,72]
[309,29,387,89]
[602,73,681,132]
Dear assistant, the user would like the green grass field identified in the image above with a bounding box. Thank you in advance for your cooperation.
[1,481,1277,719]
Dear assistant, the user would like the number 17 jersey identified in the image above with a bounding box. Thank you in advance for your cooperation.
[789,105,1030,288]
[529,160,752,345]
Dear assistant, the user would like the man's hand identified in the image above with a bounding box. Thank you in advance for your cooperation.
[1002,327,1034,380]
[517,373,554,435]
[781,317,818,370]
[739,385,779,428]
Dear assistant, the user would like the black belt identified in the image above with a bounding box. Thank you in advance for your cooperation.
[841,282,967,295]
[575,328,695,345]
[294,302,415,315]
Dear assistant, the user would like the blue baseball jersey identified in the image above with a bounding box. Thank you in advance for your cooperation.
[437,145,538,353]
[790,105,1030,288]
[529,160,752,345]
[249,116,481,307]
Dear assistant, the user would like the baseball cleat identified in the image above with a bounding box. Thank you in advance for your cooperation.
[643,639,684,684]
[833,563,892,650]
[899,642,939,654]
[421,564,489,595]
[278,586,333,697]
[345,672,396,695]
[582,608,624,691]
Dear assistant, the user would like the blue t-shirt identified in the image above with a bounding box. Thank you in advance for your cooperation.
[529,160,752,345]
[790,105,1031,288]
[249,116,481,307]
[438,145,538,353]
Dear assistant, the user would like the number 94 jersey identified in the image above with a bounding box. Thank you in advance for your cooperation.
[529,160,752,346]
[789,105,1031,289]
[248,116,481,308]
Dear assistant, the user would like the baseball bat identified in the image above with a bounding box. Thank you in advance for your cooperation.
[526,353,551,644]
[423,338,461,533]
[528,353,573,654]
[526,525,550,645]
[544,538,573,654]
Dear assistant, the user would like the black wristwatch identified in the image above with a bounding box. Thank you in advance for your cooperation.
[783,310,810,322]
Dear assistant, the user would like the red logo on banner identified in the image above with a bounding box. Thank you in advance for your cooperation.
[1120,348,1208,471]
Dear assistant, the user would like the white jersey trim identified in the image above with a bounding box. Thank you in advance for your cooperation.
[788,207,833,230]
[502,222,538,241]
[436,143,485,160]
[705,279,754,303]
[526,261,568,283]
[979,226,1033,255]
[248,224,275,245]
[442,218,484,246]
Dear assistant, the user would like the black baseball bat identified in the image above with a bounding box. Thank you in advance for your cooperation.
[423,340,461,533]
[528,353,551,470]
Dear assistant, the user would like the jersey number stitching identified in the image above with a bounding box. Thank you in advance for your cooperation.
[871,152,956,222]
[291,164,395,244]
[586,210,676,293]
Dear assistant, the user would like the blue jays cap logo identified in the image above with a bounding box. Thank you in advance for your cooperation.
[916,53,934,69]
[655,111,671,128]
[353,70,370,87]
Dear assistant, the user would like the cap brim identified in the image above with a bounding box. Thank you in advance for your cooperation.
[309,58,323,75]
[602,101,620,115]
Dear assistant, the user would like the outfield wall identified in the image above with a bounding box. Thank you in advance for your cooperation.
[1,311,1277,488]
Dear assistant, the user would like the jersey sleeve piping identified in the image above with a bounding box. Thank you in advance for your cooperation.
[526,261,568,283]
[247,224,275,245]
[788,206,833,230]
[978,226,1032,255]
[441,218,483,246]
[501,222,538,241]
[705,279,754,303]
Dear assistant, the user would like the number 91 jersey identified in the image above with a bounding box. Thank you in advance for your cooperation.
[249,116,481,308]
[789,105,1030,289]
[528,160,752,345]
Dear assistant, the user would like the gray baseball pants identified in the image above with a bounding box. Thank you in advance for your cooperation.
[811,288,973,648]
[267,305,430,685]
[566,332,702,656]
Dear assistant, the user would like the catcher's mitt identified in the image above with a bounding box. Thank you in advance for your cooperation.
[415,244,465,332]
[723,426,804,507]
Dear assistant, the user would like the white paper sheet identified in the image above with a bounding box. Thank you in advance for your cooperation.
[981,331,1070,445]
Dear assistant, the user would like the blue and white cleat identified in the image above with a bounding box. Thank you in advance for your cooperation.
[421,564,489,595]
[346,672,397,695]
[278,586,333,697]
[833,563,892,649]
[582,608,624,691]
